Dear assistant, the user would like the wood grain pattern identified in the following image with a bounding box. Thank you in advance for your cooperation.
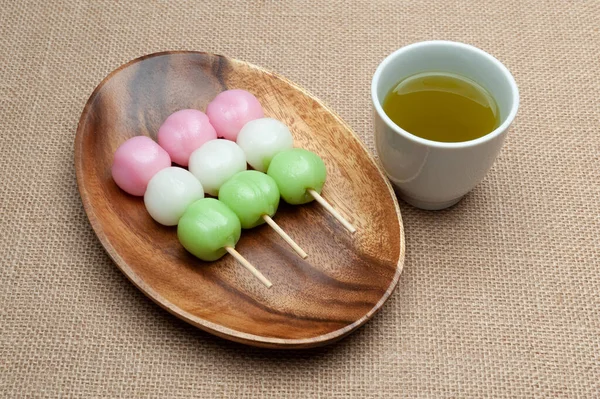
[75,52,405,349]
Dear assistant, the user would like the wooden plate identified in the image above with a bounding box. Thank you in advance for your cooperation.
[75,52,405,349]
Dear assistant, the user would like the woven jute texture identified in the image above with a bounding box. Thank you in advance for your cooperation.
[1,0,599,397]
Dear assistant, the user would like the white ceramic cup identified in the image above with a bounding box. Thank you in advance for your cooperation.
[371,41,519,210]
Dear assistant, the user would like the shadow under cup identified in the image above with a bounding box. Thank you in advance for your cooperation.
[372,41,519,210]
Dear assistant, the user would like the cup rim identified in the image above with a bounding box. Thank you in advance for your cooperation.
[371,40,520,149]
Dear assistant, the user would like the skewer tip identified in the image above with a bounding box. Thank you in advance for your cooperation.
[308,189,357,234]
[225,246,273,288]
[262,214,308,259]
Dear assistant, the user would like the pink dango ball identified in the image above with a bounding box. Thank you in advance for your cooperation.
[111,136,171,196]
[206,89,264,141]
[157,109,217,166]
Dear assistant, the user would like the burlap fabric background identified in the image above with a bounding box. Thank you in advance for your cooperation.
[1,0,598,397]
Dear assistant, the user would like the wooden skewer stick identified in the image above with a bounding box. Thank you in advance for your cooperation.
[225,246,272,288]
[308,189,356,234]
[262,215,308,259]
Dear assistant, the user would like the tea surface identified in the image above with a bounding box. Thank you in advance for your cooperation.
[383,72,499,142]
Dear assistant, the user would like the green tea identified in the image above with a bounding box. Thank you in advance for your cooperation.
[383,72,500,142]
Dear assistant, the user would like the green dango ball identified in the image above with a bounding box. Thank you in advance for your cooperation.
[177,198,241,261]
[267,149,327,205]
[218,170,280,229]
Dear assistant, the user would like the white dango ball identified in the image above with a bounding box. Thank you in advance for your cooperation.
[188,139,247,196]
[236,118,294,172]
[144,167,204,226]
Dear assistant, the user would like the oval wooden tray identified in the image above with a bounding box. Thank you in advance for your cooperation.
[75,52,405,349]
